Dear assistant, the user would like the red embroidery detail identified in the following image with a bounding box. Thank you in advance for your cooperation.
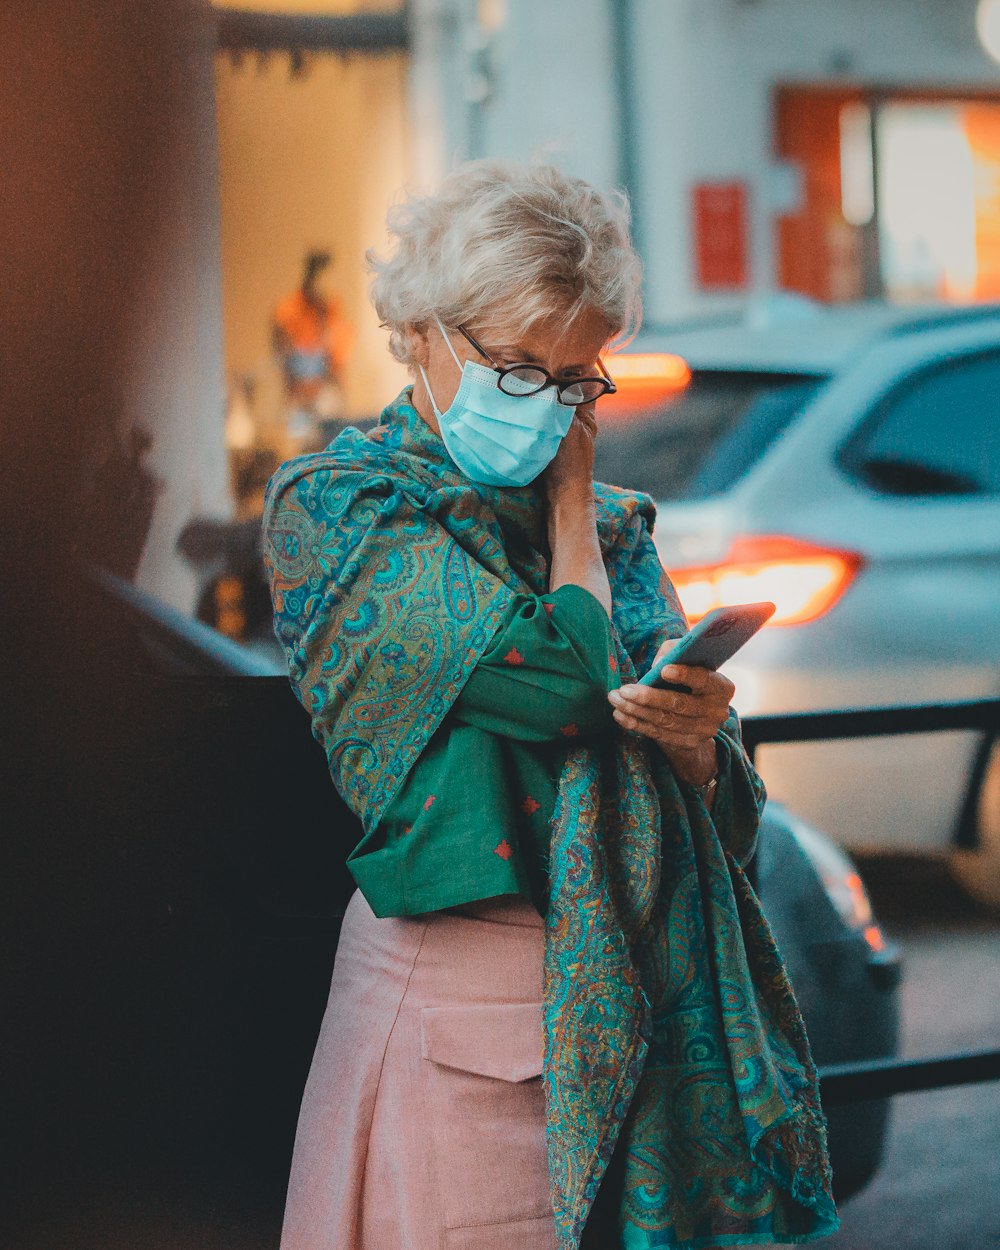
[503,647,524,665]
[423,795,436,811]
[560,723,579,737]
[521,796,541,815]
[543,602,555,616]
[494,839,513,861]
[609,655,618,672]
[402,824,412,834]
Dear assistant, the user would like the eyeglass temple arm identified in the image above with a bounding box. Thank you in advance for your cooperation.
[456,324,500,369]
[597,356,617,393]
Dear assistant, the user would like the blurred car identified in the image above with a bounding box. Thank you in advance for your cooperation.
[752,798,900,1200]
[177,513,284,664]
[594,300,1000,906]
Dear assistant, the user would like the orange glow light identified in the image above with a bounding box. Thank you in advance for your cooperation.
[669,535,864,627]
[864,925,886,953]
[608,353,693,388]
[844,871,874,927]
[600,353,693,418]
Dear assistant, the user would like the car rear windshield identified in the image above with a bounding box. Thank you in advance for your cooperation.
[592,370,826,501]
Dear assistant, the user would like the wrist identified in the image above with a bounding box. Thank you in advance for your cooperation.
[546,481,595,513]
[547,496,596,543]
[660,739,718,788]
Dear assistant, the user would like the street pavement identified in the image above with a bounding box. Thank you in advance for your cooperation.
[817,855,1000,1250]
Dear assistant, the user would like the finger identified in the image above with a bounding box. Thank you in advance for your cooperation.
[617,694,714,725]
[613,683,731,720]
[611,708,706,750]
[563,418,594,449]
[610,697,725,738]
[574,403,597,432]
[609,698,730,746]
[654,666,736,702]
[613,704,724,742]
[652,637,685,664]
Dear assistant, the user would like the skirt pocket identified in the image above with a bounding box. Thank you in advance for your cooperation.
[419,1002,556,1237]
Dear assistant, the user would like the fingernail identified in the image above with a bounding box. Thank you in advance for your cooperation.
[607,690,622,704]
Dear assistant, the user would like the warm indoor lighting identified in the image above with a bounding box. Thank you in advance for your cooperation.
[668,535,864,627]
[864,925,887,953]
[839,103,875,227]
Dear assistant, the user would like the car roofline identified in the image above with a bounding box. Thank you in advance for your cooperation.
[628,300,1000,375]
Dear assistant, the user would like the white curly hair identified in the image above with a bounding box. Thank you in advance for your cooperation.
[366,159,643,366]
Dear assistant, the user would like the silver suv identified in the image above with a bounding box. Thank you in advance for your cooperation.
[595,301,1000,906]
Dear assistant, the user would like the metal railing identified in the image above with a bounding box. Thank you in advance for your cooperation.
[742,698,1000,765]
[742,696,1000,1104]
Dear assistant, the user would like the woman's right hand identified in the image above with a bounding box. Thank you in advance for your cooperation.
[542,402,597,506]
[543,402,612,616]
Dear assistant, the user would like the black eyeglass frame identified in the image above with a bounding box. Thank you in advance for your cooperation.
[455,324,617,406]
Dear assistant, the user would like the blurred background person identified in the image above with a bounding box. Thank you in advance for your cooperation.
[272,248,356,452]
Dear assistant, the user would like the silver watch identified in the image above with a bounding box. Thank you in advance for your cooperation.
[689,774,718,800]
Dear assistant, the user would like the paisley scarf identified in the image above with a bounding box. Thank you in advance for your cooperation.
[262,388,840,1248]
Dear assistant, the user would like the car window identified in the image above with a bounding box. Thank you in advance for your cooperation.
[839,351,1000,497]
[592,371,825,501]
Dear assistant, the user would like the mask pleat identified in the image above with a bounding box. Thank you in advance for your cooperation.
[435,359,577,487]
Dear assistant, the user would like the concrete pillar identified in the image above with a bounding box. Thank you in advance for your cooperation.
[0,0,229,613]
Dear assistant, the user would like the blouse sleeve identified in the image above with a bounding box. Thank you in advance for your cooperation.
[451,583,619,742]
[696,709,767,868]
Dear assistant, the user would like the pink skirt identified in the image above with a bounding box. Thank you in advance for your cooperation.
[279,888,560,1250]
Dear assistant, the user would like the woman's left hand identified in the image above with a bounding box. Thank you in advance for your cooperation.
[606,638,734,786]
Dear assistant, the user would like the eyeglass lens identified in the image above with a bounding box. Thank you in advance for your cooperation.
[498,366,608,405]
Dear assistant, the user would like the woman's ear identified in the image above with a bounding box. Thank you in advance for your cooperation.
[406,321,430,368]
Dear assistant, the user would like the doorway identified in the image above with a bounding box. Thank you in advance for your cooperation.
[775,85,1000,305]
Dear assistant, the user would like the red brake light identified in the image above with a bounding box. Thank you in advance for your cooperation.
[609,352,693,387]
[600,353,692,417]
[668,535,864,627]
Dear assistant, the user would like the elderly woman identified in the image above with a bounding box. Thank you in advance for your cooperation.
[262,161,839,1250]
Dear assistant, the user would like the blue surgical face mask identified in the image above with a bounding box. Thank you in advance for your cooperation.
[418,315,574,488]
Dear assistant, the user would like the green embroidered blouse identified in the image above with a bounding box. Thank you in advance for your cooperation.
[347,583,618,917]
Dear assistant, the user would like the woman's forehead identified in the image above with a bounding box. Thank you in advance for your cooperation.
[476,305,611,365]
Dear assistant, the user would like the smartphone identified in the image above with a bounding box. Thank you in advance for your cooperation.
[637,602,776,692]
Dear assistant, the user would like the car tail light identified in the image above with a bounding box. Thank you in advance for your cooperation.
[609,352,693,388]
[788,818,887,947]
[668,535,864,627]
[600,352,692,417]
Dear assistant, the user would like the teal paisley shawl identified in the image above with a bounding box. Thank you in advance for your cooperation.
[262,388,840,1249]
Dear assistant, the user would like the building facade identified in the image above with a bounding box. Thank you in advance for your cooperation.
[410,0,1000,326]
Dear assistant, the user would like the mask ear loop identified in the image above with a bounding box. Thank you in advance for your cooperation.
[433,313,464,370]
[418,364,443,418]
[419,314,464,418]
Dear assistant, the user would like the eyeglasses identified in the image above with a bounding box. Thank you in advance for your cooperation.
[456,324,617,406]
